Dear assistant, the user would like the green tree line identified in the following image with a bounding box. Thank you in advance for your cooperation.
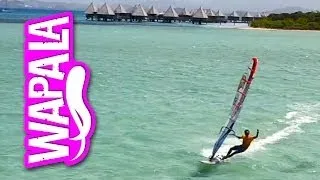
[250,11,320,30]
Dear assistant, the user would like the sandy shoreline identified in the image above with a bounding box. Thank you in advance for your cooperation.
[238,27,320,32]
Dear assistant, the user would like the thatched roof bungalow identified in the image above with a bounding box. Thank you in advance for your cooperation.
[206,9,215,16]
[255,13,262,19]
[96,3,115,21]
[163,6,179,23]
[147,6,159,22]
[214,10,227,23]
[189,9,196,16]
[242,11,254,22]
[192,7,208,25]
[157,11,165,20]
[215,10,225,17]
[261,12,268,17]
[228,11,240,22]
[254,12,268,20]
[114,4,131,21]
[206,9,216,23]
[85,2,98,20]
[131,4,148,22]
[178,8,192,22]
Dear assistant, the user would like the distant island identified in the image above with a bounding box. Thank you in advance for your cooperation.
[250,11,320,30]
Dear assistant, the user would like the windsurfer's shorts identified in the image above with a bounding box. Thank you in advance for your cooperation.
[232,145,246,153]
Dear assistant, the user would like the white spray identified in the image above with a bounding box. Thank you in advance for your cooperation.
[201,103,320,158]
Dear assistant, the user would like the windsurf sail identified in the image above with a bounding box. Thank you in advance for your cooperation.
[210,57,259,158]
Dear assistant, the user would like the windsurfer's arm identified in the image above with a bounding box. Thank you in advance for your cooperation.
[233,134,242,139]
[254,129,259,139]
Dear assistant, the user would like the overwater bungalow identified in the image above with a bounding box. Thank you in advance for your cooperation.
[131,4,148,22]
[157,11,165,21]
[206,9,216,23]
[255,13,262,19]
[114,4,131,21]
[261,12,268,17]
[85,2,98,20]
[97,3,115,21]
[228,11,240,23]
[178,8,192,22]
[163,6,179,23]
[256,12,268,19]
[192,7,208,25]
[147,6,159,22]
[242,11,254,22]
[254,12,268,20]
[215,10,227,23]
[189,9,195,16]
[83,2,258,26]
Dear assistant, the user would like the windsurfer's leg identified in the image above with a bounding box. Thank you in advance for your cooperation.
[228,150,243,158]
[223,145,243,160]
[226,145,237,156]
[229,146,246,158]
[222,146,236,160]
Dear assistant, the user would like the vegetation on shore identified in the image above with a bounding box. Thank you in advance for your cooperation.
[250,11,320,30]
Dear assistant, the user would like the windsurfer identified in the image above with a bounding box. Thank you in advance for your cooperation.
[206,58,259,163]
[221,129,259,160]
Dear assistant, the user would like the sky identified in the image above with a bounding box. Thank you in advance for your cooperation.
[36,0,320,11]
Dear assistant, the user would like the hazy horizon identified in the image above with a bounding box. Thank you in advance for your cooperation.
[33,0,320,11]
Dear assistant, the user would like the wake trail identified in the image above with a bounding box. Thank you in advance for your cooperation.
[201,103,320,158]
